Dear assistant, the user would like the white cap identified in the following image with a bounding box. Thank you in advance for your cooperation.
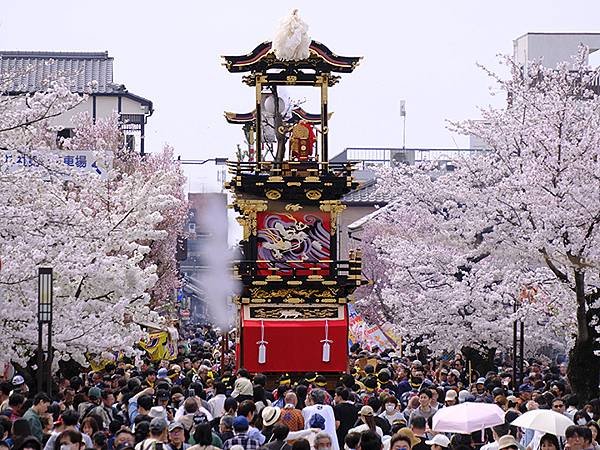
[12,375,24,385]
[425,435,450,448]
[149,406,167,420]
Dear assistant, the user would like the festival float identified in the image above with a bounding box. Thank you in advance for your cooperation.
[223,11,366,376]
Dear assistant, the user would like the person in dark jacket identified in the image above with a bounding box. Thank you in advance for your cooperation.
[260,424,291,450]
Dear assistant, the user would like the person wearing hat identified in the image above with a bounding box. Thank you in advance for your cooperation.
[443,389,458,407]
[78,387,102,421]
[157,368,171,383]
[11,375,29,397]
[314,376,328,390]
[347,406,383,438]
[167,422,189,450]
[261,406,282,442]
[155,389,171,411]
[396,429,421,450]
[231,370,253,403]
[90,388,116,430]
[222,416,261,450]
[473,378,493,403]
[149,406,168,421]
[135,417,169,450]
[496,435,519,450]
[377,369,395,392]
[425,435,450,450]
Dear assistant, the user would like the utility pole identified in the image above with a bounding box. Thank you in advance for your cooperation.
[400,100,406,149]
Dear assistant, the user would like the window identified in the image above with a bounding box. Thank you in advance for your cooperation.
[125,135,135,151]
[56,128,73,149]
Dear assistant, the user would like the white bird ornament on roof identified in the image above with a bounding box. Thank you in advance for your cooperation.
[272,9,311,61]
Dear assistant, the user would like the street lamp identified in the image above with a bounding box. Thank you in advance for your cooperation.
[37,267,53,395]
[177,157,228,165]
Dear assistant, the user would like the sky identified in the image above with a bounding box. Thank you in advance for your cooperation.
[2,0,599,193]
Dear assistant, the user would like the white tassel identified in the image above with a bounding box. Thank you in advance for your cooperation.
[321,320,333,362]
[257,320,268,364]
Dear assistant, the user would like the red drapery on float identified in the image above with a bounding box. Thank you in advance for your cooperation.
[239,309,348,373]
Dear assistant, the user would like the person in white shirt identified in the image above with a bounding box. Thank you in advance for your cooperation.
[302,390,339,450]
[480,424,511,450]
[348,406,383,439]
[208,382,227,418]
[379,397,404,428]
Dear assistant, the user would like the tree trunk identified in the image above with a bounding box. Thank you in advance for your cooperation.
[461,346,497,379]
[568,269,600,405]
[272,87,287,163]
[567,337,599,406]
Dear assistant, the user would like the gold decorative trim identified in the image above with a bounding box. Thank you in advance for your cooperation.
[320,200,346,232]
[285,204,303,212]
[249,287,340,304]
[266,189,281,200]
[249,306,339,320]
[234,199,268,239]
[306,189,322,200]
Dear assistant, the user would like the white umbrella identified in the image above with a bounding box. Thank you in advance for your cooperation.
[511,409,574,437]
[432,402,506,434]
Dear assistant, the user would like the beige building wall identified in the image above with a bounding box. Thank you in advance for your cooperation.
[338,205,378,258]
[96,96,119,118]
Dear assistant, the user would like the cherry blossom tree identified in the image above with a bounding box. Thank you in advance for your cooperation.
[65,114,188,311]
[0,83,186,369]
[360,49,600,400]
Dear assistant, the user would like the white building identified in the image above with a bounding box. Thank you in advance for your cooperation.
[0,51,153,154]
[513,32,600,69]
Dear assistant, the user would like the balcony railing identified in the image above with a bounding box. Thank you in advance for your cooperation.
[226,160,356,178]
[234,258,363,281]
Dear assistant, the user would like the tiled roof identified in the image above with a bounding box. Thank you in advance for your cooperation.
[0,51,122,94]
[341,178,393,206]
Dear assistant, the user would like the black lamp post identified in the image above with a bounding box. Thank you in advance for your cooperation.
[512,297,525,390]
[37,267,53,395]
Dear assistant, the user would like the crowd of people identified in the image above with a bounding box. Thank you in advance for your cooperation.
[0,326,598,450]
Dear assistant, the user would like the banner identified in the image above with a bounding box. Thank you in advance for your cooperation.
[139,331,177,361]
[86,352,119,372]
[381,322,402,349]
[348,304,368,347]
[348,305,402,352]
[364,325,391,350]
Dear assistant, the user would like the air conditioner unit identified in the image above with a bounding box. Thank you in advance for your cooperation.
[390,149,415,167]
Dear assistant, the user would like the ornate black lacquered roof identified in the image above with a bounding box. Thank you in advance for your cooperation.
[222,40,361,74]
[224,107,328,125]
